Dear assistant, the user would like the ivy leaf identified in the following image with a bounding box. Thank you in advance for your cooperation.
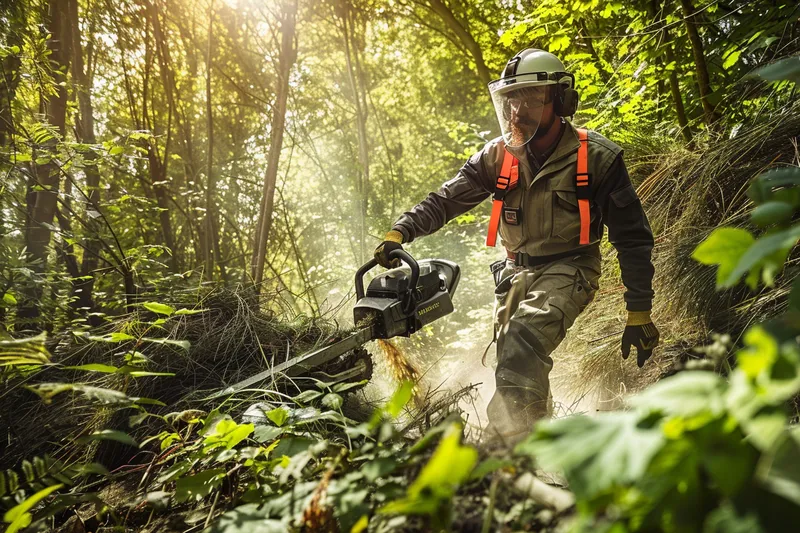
[322,393,343,410]
[516,411,664,500]
[204,420,254,449]
[751,201,795,227]
[266,407,289,427]
[173,469,226,503]
[142,302,175,316]
[692,228,755,287]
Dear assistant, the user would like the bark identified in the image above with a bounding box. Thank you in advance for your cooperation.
[20,0,73,323]
[425,0,491,86]
[204,0,226,281]
[250,0,298,288]
[678,0,718,126]
[651,0,693,144]
[67,0,104,316]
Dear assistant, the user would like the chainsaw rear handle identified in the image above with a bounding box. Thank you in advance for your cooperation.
[355,249,420,301]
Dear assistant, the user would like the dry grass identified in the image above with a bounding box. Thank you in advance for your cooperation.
[553,99,800,407]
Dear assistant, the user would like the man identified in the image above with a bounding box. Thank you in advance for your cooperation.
[374,49,659,445]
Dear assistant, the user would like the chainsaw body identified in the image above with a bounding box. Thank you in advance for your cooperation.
[353,256,460,338]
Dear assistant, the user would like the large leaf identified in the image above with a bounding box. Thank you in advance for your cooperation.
[516,411,665,500]
[3,483,63,533]
[692,228,755,287]
[173,469,225,503]
[77,429,139,448]
[752,55,800,84]
[723,225,800,288]
[142,301,175,316]
[203,420,254,450]
[634,371,727,418]
[747,167,800,204]
[206,504,288,533]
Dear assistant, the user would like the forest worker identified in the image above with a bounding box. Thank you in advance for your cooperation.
[374,49,659,445]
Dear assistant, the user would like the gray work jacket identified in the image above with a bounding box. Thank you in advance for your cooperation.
[392,121,655,312]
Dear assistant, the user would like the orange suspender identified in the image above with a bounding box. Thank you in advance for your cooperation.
[487,130,590,247]
[486,149,518,247]
[576,128,591,245]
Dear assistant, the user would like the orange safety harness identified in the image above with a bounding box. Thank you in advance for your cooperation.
[486,128,591,247]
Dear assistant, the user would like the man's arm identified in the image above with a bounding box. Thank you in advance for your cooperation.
[392,148,494,243]
[594,153,655,312]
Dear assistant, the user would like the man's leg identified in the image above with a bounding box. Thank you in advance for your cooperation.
[485,260,598,446]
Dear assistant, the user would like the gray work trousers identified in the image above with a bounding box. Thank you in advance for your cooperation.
[485,253,600,445]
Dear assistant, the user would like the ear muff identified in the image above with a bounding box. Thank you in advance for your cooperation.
[553,73,579,116]
[559,87,579,116]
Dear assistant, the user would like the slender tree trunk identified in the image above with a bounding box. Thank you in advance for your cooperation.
[425,0,490,85]
[678,0,718,126]
[251,0,298,288]
[0,8,23,147]
[652,0,692,143]
[20,0,73,324]
[67,0,103,317]
[204,0,226,281]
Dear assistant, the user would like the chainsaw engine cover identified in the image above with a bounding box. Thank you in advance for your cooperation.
[353,259,460,339]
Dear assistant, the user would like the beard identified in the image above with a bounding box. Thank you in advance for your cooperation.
[509,111,556,146]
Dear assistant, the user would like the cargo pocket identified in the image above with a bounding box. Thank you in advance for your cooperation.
[551,188,581,242]
[610,184,638,208]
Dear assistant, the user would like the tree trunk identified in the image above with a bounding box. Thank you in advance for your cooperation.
[20,0,73,324]
[251,0,298,288]
[426,0,491,86]
[678,0,718,126]
[651,0,692,144]
[204,0,226,281]
[67,0,104,317]
[0,6,23,147]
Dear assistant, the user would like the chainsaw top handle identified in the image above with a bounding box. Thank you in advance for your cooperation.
[355,249,420,301]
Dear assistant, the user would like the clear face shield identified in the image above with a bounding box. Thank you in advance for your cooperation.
[489,76,553,148]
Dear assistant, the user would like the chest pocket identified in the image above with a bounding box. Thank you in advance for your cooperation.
[551,175,581,242]
[498,184,524,249]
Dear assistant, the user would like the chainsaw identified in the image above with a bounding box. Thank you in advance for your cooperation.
[212,250,460,398]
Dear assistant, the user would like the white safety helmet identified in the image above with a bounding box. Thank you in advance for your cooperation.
[488,49,578,147]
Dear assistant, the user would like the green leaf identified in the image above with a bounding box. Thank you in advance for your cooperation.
[173,308,209,316]
[747,167,800,204]
[266,407,289,427]
[751,201,795,227]
[293,389,322,403]
[722,48,742,70]
[2,293,17,305]
[108,145,124,156]
[724,226,800,288]
[65,363,119,373]
[385,381,415,419]
[634,371,727,418]
[752,56,800,84]
[4,483,63,532]
[142,301,175,316]
[207,504,288,533]
[516,411,664,500]
[77,429,138,448]
[789,276,800,311]
[173,469,225,503]
[362,458,397,482]
[322,393,343,410]
[380,423,477,517]
[204,420,254,449]
[253,425,283,443]
[468,457,513,481]
[692,228,755,287]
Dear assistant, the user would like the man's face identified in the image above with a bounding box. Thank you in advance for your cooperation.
[506,85,555,146]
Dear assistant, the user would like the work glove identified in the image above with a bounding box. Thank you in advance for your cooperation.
[374,230,404,268]
[622,311,660,368]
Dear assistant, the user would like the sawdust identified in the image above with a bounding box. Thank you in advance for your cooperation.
[376,339,426,407]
